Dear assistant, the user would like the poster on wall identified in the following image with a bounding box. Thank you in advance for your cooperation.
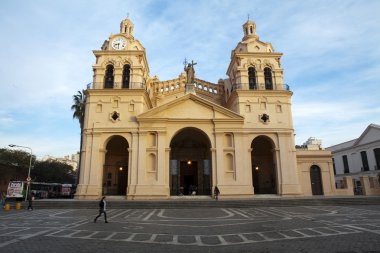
[203,160,210,175]
[170,160,178,175]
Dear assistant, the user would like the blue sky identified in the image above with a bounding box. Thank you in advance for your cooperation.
[0,0,379,158]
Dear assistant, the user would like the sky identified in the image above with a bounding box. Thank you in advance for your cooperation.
[0,0,379,158]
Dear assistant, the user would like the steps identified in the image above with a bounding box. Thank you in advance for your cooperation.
[26,196,380,209]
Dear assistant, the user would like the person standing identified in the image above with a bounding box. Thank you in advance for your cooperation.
[214,186,220,200]
[0,192,6,209]
[94,196,108,223]
[27,192,34,210]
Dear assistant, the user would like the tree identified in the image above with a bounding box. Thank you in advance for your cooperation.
[71,89,86,185]
[71,90,86,129]
[32,160,75,184]
[0,148,36,192]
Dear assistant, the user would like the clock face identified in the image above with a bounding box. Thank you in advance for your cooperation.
[112,38,126,50]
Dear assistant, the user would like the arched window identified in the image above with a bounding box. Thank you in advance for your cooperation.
[248,67,257,90]
[264,67,273,90]
[122,64,130,89]
[104,65,114,88]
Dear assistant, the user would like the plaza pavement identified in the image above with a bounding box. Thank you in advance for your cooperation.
[0,202,380,252]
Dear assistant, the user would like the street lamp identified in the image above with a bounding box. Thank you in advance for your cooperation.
[9,144,33,201]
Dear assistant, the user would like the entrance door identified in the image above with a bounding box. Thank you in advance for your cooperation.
[118,166,128,195]
[103,136,129,196]
[170,127,212,196]
[310,165,323,195]
[180,161,198,195]
[251,136,277,194]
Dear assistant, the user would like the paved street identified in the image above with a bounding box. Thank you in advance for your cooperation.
[1,205,380,252]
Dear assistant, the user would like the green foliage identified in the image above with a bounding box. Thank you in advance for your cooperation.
[32,160,76,184]
[0,148,76,184]
[0,148,36,181]
[71,89,86,129]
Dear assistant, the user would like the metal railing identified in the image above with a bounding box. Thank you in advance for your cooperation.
[87,82,146,89]
[231,83,290,91]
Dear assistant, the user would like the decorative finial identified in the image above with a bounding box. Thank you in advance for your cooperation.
[248,14,250,20]
[127,12,130,19]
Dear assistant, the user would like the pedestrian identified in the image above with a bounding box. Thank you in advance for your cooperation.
[94,196,108,223]
[0,192,6,209]
[214,186,220,200]
[27,192,35,210]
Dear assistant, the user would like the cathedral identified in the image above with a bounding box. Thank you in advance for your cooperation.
[75,17,343,200]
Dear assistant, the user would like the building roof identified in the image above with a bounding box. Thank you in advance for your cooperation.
[326,123,380,152]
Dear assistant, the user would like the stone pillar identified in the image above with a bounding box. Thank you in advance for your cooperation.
[342,176,353,193]
[114,67,122,89]
[211,148,217,189]
[277,133,301,196]
[127,132,139,199]
[360,176,371,195]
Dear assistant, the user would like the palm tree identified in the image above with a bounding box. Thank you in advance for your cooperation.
[71,89,86,185]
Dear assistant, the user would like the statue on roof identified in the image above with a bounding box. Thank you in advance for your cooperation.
[184,59,197,84]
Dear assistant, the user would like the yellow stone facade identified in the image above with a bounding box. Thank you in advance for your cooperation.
[75,17,345,200]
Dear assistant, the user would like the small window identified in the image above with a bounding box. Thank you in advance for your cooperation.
[332,158,336,175]
[374,148,380,170]
[250,26,253,34]
[360,151,369,171]
[342,155,349,173]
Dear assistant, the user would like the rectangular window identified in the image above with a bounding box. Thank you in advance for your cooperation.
[342,155,349,173]
[360,151,369,171]
[374,148,380,170]
[332,158,336,175]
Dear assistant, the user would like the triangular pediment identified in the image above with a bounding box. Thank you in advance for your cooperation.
[354,124,380,146]
[137,93,244,121]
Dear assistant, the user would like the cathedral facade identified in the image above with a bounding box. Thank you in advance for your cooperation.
[75,18,341,200]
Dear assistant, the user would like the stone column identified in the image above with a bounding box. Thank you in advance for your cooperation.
[277,133,301,196]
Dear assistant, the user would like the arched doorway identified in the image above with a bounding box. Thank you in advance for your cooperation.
[170,128,212,196]
[310,165,323,195]
[251,136,277,194]
[103,136,129,195]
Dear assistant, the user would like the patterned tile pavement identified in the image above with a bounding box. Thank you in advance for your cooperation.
[1,205,380,252]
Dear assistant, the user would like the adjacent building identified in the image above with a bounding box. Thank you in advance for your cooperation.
[327,124,380,192]
[42,153,79,171]
[75,17,340,200]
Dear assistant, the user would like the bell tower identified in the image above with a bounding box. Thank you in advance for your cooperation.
[120,16,134,39]
[91,17,150,90]
[242,18,258,41]
[223,18,301,196]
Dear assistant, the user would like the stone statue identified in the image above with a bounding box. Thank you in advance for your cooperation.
[184,60,197,84]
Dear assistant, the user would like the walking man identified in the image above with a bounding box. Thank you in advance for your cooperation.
[94,196,108,223]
